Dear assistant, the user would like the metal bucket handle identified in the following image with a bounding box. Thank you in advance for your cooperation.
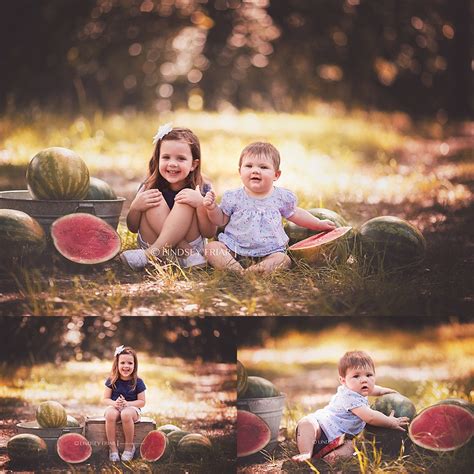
[75,203,97,215]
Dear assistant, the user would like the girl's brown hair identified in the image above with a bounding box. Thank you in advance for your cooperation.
[109,346,138,391]
[143,127,203,191]
[338,351,375,377]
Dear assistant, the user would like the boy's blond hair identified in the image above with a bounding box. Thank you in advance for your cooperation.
[338,351,375,377]
[239,142,281,171]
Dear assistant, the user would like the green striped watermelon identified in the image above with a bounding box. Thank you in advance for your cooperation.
[372,393,417,419]
[26,147,90,200]
[7,433,48,462]
[237,360,248,398]
[286,208,349,245]
[157,424,182,435]
[240,376,280,399]
[0,209,46,258]
[85,177,117,200]
[36,400,67,428]
[357,216,426,269]
[66,415,80,427]
[177,433,212,460]
[167,430,191,448]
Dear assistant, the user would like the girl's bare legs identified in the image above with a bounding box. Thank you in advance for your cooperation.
[246,252,291,274]
[140,202,199,257]
[292,417,321,462]
[205,241,244,273]
[120,407,139,452]
[104,407,120,453]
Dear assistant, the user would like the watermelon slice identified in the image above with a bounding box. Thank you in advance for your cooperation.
[140,430,168,461]
[237,410,271,457]
[289,226,353,265]
[56,433,92,463]
[51,213,121,264]
[408,403,474,451]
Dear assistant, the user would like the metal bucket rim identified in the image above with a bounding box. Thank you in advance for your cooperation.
[0,190,125,203]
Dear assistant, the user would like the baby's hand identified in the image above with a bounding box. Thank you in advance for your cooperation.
[203,190,217,210]
[132,189,163,211]
[388,410,410,431]
[319,219,337,230]
[174,187,203,208]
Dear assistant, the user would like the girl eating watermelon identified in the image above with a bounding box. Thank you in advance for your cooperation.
[103,345,146,462]
[292,351,409,462]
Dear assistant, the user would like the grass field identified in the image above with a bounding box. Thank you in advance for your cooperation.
[0,108,472,316]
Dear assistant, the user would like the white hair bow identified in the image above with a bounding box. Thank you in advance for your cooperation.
[114,345,125,357]
[152,122,173,144]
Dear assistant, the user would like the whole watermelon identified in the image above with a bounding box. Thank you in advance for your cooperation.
[240,376,280,399]
[66,415,80,427]
[177,433,212,460]
[357,216,426,269]
[85,177,117,200]
[26,147,90,200]
[36,400,67,428]
[286,208,349,245]
[237,360,248,398]
[364,393,417,456]
[7,433,48,462]
[0,209,46,258]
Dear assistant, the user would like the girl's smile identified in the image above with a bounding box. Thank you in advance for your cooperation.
[118,353,135,380]
[158,139,197,190]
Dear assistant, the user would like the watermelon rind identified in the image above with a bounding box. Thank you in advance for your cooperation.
[85,177,117,200]
[372,393,417,420]
[408,403,474,452]
[157,424,182,435]
[286,208,349,245]
[56,433,92,463]
[50,213,121,264]
[7,433,48,462]
[176,433,212,460]
[66,415,81,427]
[26,147,90,200]
[357,216,426,269]
[0,209,46,259]
[237,360,248,398]
[140,430,169,462]
[237,410,271,458]
[167,430,190,448]
[36,401,67,428]
[239,376,280,399]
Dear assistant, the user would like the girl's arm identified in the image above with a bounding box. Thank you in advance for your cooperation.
[286,208,336,231]
[371,385,397,396]
[351,405,409,431]
[103,387,121,408]
[203,190,230,227]
[123,391,146,409]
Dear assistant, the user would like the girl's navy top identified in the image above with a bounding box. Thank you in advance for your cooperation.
[105,377,146,401]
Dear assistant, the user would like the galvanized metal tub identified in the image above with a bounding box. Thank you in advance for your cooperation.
[237,394,286,455]
[0,190,125,234]
[16,421,83,453]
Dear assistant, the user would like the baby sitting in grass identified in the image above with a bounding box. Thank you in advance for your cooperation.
[292,350,409,462]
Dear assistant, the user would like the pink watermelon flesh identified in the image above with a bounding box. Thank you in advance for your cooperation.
[289,226,352,250]
[140,430,168,461]
[237,410,271,458]
[409,404,474,451]
[56,433,92,463]
[51,213,121,264]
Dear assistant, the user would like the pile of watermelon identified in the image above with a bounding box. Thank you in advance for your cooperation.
[139,424,213,463]
[286,207,426,271]
[7,400,91,465]
[0,147,121,264]
[364,394,474,457]
[237,360,282,458]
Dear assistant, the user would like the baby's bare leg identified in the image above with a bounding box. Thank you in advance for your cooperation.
[246,252,291,274]
[205,241,243,273]
[292,417,321,462]
[323,439,354,464]
[104,407,121,452]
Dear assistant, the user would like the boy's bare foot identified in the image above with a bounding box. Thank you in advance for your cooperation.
[291,452,312,462]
